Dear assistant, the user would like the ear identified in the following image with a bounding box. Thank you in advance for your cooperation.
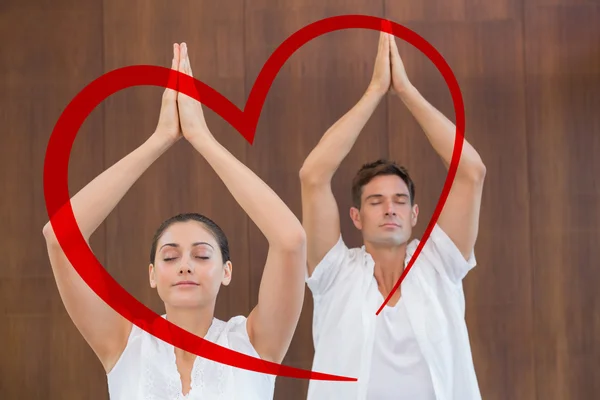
[410,203,419,227]
[221,261,233,286]
[149,264,157,288]
[349,206,363,230]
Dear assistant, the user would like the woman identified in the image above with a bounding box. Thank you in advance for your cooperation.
[42,43,307,399]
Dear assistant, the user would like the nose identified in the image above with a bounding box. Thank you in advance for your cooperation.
[384,201,396,216]
[178,257,194,275]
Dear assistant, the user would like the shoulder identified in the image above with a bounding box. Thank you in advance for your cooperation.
[314,234,370,273]
[408,224,477,282]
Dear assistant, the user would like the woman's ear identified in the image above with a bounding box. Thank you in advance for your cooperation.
[222,261,233,286]
[149,264,157,288]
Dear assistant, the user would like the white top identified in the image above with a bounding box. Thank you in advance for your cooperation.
[107,315,275,400]
[306,224,481,400]
[366,298,436,399]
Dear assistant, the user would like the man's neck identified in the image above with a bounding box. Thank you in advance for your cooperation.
[365,241,408,300]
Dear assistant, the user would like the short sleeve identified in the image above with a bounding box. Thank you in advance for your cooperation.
[305,235,351,296]
[427,224,477,284]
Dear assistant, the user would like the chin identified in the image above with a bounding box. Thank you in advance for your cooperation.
[166,292,208,308]
[166,300,206,309]
[372,233,408,246]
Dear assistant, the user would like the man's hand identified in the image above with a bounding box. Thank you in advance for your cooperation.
[367,31,392,97]
[389,33,414,96]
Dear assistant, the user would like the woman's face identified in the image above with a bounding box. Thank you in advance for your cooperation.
[149,221,232,309]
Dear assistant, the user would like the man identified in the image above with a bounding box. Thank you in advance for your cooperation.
[299,31,486,399]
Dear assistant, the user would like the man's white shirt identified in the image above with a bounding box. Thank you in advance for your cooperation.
[305,224,482,400]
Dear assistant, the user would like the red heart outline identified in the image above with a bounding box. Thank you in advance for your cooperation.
[43,15,464,380]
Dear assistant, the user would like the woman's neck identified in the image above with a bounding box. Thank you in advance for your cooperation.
[164,305,215,341]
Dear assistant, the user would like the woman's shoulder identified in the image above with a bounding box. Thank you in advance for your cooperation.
[211,315,261,357]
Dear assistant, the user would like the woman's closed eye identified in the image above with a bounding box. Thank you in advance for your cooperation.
[163,256,210,261]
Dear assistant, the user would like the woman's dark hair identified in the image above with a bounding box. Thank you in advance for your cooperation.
[149,213,230,265]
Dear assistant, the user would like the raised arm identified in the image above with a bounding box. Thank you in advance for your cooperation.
[175,43,306,363]
[388,34,486,260]
[41,44,182,373]
[299,32,392,276]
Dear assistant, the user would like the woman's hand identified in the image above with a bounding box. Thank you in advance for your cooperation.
[153,43,183,146]
[176,42,212,144]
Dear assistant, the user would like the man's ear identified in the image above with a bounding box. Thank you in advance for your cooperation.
[350,206,363,230]
[411,203,419,227]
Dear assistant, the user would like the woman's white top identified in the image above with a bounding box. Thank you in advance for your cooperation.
[107,315,275,399]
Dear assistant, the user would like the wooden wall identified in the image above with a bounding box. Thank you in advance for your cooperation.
[1,0,598,398]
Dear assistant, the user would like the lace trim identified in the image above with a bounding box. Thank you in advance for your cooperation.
[139,318,233,400]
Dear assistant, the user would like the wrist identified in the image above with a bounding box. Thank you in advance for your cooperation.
[147,131,177,153]
[393,82,418,100]
[364,84,387,100]
[187,130,218,153]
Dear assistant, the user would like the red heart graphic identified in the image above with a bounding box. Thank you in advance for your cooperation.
[43,15,464,380]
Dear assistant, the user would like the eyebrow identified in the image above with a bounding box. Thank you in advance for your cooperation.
[364,193,410,201]
[159,242,215,251]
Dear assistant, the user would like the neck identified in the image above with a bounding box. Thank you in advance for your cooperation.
[365,241,408,296]
[165,304,215,359]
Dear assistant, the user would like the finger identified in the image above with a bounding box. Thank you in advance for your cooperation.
[174,43,180,67]
[178,43,185,78]
[381,31,390,62]
[389,33,401,62]
[164,44,179,99]
[182,43,193,77]
[187,53,194,77]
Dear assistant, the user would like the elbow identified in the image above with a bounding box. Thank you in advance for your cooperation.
[299,164,330,187]
[459,159,486,184]
[288,227,307,251]
[276,226,307,254]
[42,222,57,243]
[472,161,487,183]
[299,164,314,183]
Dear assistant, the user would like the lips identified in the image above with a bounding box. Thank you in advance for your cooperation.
[174,281,199,286]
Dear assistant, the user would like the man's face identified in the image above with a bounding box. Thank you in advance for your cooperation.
[350,174,418,247]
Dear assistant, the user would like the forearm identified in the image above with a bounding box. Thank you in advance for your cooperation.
[188,135,305,248]
[299,90,384,183]
[43,134,174,241]
[398,86,486,178]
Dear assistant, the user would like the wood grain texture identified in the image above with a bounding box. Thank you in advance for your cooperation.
[0,0,107,398]
[243,0,386,398]
[102,0,249,323]
[524,3,600,399]
[381,13,536,398]
[1,0,599,399]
